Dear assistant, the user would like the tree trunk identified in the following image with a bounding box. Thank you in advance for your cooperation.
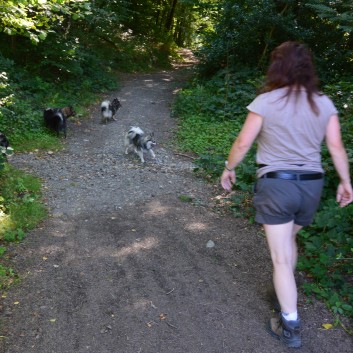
[165,0,178,31]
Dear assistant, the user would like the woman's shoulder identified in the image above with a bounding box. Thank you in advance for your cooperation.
[257,87,287,98]
[312,92,338,116]
[314,92,337,107]
[247,88,285,114]
[248,88,286,106]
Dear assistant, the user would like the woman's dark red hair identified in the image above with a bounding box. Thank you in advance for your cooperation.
[260,41,320,114]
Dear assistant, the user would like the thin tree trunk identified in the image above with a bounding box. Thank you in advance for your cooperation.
[165,0,178,31]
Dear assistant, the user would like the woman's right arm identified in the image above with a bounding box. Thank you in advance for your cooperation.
[325,114,353,207]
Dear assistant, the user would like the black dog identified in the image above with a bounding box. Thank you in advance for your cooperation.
[0,132,9,148]
[44,106,76,138]
[101,98,122,124]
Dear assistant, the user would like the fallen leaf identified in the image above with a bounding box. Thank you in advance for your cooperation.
[42,257,48,261]
[322,323,333,330]
[159,313,167,320]
[49,319,56,323]
[13,302,20,305]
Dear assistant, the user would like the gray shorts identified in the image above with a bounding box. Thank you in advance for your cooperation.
[253,173,324,226]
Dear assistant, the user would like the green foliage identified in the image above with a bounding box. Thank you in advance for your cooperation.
[0,46,118,150]
[0,165,47,239]
[197,0,353,76]
[0,146,13,170]
[173,67,353,322]
[298,202,353,319]
[306,1,353,34]
[179,194,193,203]
[4,229,26,243]
[174,68,258,157]
[0,0,92,44]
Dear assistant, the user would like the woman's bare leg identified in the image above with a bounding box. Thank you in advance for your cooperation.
[264,221,301,314]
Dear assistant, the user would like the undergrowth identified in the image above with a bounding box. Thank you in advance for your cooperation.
[0,165,47,289]
[173,68,353,326]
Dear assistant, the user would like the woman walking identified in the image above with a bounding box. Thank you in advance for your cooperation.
[221,41,352,348]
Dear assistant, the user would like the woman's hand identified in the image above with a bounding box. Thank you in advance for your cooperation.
[336,181,353,207]
[221,169,236,192]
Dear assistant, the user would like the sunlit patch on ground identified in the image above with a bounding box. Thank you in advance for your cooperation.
[185,222,208,232]
[143,201,171,216]
[113,236,158,259]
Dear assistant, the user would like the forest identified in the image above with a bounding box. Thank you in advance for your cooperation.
[0,0,352,330]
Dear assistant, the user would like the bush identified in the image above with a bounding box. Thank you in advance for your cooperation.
[0,165,47,239]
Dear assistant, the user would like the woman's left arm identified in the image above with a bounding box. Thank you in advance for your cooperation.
[221,112,263,191]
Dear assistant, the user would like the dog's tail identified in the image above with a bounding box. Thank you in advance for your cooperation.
[127,126,144,139]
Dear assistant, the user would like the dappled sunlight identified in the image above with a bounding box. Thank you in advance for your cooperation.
[38,244,64,256]
[131,298,154,311]
[143,200,171,216]
[112,236,158,259]
[143,79,156,88]
[185,222,209,232]
[51,229,69,238]
[45,237,161,265]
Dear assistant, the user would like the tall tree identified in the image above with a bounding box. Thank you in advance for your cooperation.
[197,0,353,76]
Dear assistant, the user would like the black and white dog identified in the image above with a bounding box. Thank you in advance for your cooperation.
[0,132,11,161]
[124,126,156,163]
[43,106,76,138]
[101,98,122,124]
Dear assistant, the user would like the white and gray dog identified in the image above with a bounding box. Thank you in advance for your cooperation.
[101,98,122,124]
[124,126,156,163]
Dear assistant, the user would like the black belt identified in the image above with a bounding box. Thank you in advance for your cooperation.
[258,164,304,169]
[260,172,324,180]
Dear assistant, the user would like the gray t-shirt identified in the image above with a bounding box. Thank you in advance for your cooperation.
[247,88,338,178]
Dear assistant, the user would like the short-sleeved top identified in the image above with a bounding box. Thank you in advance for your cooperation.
[246,87,338,178]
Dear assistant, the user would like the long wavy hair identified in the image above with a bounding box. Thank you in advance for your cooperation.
[259,41,320,115]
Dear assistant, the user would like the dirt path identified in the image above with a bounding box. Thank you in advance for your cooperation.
[1,52,352,353]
